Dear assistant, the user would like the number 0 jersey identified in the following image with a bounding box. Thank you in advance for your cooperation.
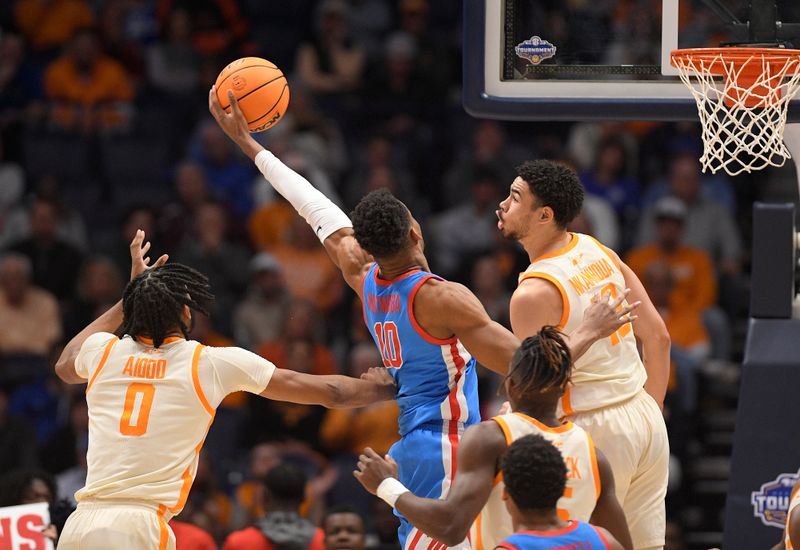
[362,263,480,436]
[74,332,274,518]
[519,233,646,416]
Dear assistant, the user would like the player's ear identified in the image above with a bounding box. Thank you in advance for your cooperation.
[539,206,554,224]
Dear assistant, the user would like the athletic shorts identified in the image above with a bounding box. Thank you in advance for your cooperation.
[567,390,669,550]
[58,501,174,550]
[389,425,471,550]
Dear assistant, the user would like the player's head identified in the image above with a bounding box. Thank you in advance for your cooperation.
[501,434,567,522]
[119,263,214,348]
[351,189,425,262]
[504,327,572,411]
[323,504,366,550]
[263,463,307,512]
[0,469,56,506]
[496,160,584,242]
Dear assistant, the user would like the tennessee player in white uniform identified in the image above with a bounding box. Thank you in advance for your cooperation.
[773,479,800,550]
[55,231,395,550]
[353,328,632,550]
[497,161,671,550]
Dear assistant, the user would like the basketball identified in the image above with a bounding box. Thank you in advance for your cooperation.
[214,57,290,133]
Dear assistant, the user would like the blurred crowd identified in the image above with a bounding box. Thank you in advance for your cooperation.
[0,0,757,548]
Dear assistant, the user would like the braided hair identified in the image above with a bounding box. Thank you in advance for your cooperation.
[506,326,572,396]
[119,263,214,348]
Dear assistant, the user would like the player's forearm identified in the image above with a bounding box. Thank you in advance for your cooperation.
[395,495,472,546]
[55,300,124,384]
[562,324,600,361]
[253,149,352,243]
[323,376,396,409]
[641,331,670,407]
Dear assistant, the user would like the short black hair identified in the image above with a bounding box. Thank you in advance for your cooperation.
[351,189,411,258]
[516,160,584,228]
[264,463,307,505]
[506,327,572,396]
[323,504,365,530]
[502,434,567,511]
[119,263,214,348]
[0,469,56,507]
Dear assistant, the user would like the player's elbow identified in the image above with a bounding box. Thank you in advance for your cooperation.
[54,356,80,384]
[438,525,471,547]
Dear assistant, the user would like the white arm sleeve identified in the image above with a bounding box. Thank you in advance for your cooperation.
[254,149,352,242]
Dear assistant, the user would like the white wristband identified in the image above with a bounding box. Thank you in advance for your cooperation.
[377,477,409,508]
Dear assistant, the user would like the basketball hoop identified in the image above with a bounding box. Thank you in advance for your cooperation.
[671,47,800,176]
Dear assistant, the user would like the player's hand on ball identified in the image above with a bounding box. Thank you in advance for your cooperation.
[209,86,250,145]
[583,287,640,339]
[130,229,168,281]
[354,448,399,494]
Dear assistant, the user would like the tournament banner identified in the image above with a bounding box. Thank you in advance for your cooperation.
[0,502,54,550]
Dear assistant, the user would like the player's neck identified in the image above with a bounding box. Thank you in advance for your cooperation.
[521,230,571,264]
[515,401,561,427]
[377,255,427,280]
[514,509,567,532]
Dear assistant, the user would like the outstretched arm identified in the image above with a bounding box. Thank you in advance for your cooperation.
[55,230,167,384]
[589,449,633,550]
[208,88,372,294]
[509,279,640,362]
[355,421,506,546]
[261,367,396,409]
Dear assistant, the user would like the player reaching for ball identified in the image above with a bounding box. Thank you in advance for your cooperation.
[209,86,638,550]
[496,160,671,549]
[54,231,396,550]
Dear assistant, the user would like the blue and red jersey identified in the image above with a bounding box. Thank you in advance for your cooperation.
[497,522,611,550]
[362,263,480,437]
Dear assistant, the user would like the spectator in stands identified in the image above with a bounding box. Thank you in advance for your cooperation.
[469,255,511,328]
[7,198,83,301]
[269,217,344,314]
[580,135,640,223]
[224,463,325,550]
[0,136,26,238]
[396,0,452,102]
[160,161,213,248]
[43,27,135,132]
[0,33,44,156]
[644,261,708,414]
[169,519,218,550]
[432,168,501,277]
[322,506,366,550]
[0,253,61,355]
[15,0,95,56]
[183,453,234,539]
[156,0,249,56]
[63,257,123,338]
[637,152,742,275]
[106,204,160,278]
[234,443,283,528]
[190,120,256,216]
[296,0,365,97]
[43,396,88,475]
[568,194,620,251]
[146,9,200,97]
[0,387,40,472]
[97,0,147,80]
[55,433,87,505]
[370,499,401,550]
[175,201,250,332]
[320,344,399,518]
[233,253,291,351]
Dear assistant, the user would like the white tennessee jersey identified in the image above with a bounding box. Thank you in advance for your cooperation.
[518,232,646,416]
[468,412,600,550]
[786,484,800,549]
[74,332,274,518]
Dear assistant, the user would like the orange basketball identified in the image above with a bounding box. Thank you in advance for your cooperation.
[215,57,290,133]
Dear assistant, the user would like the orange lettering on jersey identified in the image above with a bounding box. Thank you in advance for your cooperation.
[567,258,614,295]
[564,456,581,480]
[122,356,134,375]
[123,357,167,379]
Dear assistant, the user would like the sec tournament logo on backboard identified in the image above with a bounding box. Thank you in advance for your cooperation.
[751,469,800,528]
[515,36,556,65]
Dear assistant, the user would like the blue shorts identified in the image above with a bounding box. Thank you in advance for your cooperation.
[388,424,469,550]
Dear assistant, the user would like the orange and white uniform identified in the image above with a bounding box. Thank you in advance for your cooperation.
[785,484,800,549]
[58,332,275,550]
[518,233,669,549]
[469,412,599,550]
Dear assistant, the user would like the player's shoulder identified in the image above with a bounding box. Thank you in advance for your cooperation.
[512,275,563,306]
[81,331,118,351]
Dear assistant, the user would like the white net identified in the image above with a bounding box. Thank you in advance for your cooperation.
[671,49,800,176]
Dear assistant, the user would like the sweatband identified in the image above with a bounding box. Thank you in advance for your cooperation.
[377,477,410,508]
[254,149,352,243]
